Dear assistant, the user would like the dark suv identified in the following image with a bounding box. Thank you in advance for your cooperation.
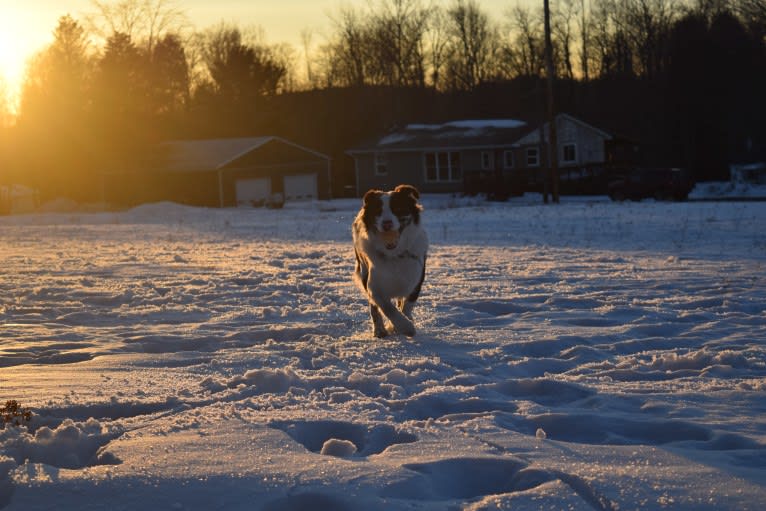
[608,167,694,201]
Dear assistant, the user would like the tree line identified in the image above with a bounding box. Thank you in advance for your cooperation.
[1,0,765,203]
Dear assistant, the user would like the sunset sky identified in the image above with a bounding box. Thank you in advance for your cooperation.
[0,0,522,107]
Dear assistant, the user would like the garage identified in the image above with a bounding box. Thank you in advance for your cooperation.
[134,137,330,208]
[284,174,318,201]
[235,178,271,206]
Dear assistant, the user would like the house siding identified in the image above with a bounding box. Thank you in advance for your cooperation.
[349,114,613,197]
[557,118,607,166]
[357,151,464,194]
[356,148,522,196]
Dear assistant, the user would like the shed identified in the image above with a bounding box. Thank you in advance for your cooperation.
[106,137,331,207]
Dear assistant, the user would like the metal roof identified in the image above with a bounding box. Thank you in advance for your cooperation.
[157,136,329,172]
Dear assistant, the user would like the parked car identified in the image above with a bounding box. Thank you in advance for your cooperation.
[608,167,693,201]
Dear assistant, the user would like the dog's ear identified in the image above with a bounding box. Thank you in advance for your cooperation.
[394,184,420,200]
[363,189,383,206]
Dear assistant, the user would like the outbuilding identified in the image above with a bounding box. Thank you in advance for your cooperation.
[106,137,331,207]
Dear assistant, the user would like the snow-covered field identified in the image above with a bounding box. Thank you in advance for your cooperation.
[1,193,765,510]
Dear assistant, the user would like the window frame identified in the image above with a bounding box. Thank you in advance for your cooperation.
[561,143,577,164]
[503,150,514,169]
[526,147,540,167]
[423,151,462,183]
[374,152,388,176]
[481,151,493,170]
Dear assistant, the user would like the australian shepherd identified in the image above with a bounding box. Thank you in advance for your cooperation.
[352,184,428,337]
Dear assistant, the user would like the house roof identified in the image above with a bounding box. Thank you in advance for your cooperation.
[158,136,329,173]
[347,114,617,155]
[514,113,613,146]
[347,119,534,154]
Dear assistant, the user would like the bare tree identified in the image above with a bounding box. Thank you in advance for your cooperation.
[369,0,431,87]
[506,3,545,78]
[324,5,373,87]
[425,6,451,89]
[445,0,498,90]
[87,0,188,52]
[553,0,581,81]
[300,28,316,88]
[589,0,619,76]
[579,0,590,80]
[620,0,680,78]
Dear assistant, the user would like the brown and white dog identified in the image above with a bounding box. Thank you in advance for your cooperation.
[352,185,428,337]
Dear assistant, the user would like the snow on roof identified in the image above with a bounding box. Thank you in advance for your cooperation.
[406,119,526,130]
[378,133,415,145]
[351,119,530,153]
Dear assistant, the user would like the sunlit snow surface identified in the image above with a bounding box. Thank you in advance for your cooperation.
[1,195,765,510]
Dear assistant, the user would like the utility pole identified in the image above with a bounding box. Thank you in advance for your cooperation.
[544,0,560,203]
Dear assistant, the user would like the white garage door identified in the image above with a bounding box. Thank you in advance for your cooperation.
[235,178,271,206]
[284,174,318,201]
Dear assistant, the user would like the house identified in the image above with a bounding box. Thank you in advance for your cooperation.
[347,119,531,197]
[347,114,623,197]
[513,113,619,194]
[105,137,331,207]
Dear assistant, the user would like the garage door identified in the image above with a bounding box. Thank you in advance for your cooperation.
[284,174,317,201]
[235,178,271,206]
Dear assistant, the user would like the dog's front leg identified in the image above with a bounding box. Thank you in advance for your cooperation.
[369,290,415,337]
[399,299,415,320]
[369,303,388,338]
[398,258,425,321]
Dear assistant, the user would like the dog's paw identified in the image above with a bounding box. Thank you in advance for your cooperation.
[394,318,416,337]
[373,325,388,338]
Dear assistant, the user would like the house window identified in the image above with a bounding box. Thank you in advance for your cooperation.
[503,150,514,169]
[424,151,462,182]
[481,151,493,170]
[526,147,540,167]
[374,153,388,176]
[450,152,462,181]
[562,143,577,163]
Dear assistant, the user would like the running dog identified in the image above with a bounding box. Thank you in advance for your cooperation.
[352,185,428,337]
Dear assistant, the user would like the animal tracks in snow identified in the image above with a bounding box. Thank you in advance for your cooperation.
[383,457,533,499]
[269,420,417,458]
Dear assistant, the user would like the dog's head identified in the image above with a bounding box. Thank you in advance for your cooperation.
[361,185,422,249]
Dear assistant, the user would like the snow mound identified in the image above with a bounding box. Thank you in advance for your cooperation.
[320,438,357,457]
[0,419,121,470]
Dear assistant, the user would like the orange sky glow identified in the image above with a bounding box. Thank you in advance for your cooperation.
[0,0,523,113]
